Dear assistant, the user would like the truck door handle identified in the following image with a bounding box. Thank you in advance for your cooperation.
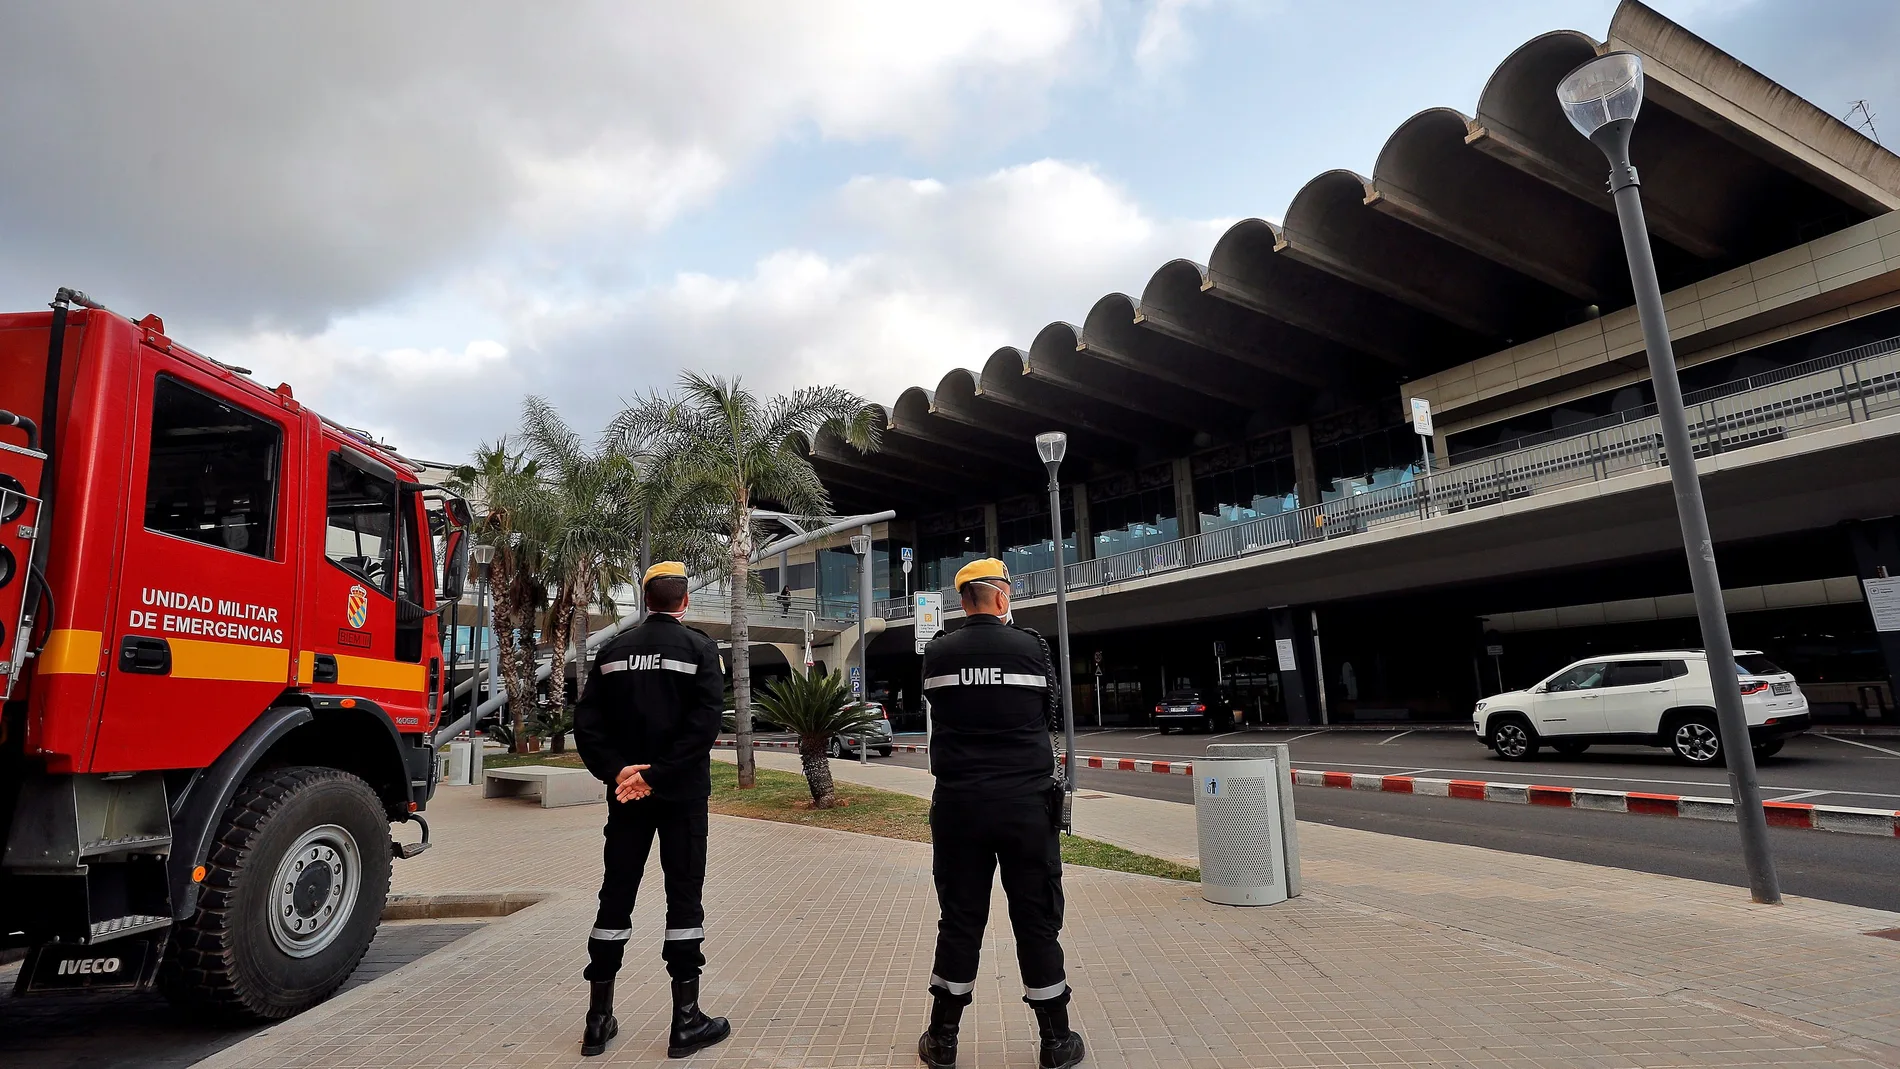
[313,653,339,684]
[118,636,171,675]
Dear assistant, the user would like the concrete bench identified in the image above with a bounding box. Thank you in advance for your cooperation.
[483,765,606,808]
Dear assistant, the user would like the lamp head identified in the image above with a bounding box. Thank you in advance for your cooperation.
[470,543,497,566]
[1035,430,1068,467]
[849,534,872,556]
[1557,51,1643,156]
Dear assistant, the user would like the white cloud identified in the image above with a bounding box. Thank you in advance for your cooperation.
[0,1,1103,332]
[215,160,1230,459]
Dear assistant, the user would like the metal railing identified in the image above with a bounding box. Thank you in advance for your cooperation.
[875,337,1900,620]
[681,590,854,629]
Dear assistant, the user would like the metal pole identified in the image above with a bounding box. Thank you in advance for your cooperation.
[859,525,873,767]
[485,581,501,759]
[1047,470,1077,832]
[471,580,488,784]
[1309,609,1330,726]
[1602,137,1780,904]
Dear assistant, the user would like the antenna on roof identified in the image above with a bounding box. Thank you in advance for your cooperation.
[1845,100,1881,145]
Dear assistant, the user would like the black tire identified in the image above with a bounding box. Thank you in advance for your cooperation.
[1552,741,1590,756]
[161,766,391,1021]
[1668,714,1725,766]
[877,747,893,758]
[1753,738,1784,760]
[1489,716,1540,760]
[1156,725,1170,735]
[829,738,846,758]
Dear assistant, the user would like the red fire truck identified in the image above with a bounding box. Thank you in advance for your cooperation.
[0,289,471,1018]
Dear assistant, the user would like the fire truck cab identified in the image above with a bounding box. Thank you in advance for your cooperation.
[0,290,471,1019]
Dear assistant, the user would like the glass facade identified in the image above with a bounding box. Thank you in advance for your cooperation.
[996,493,1077,577]
[1088,464,1178,559]
[1191,434,1297,532]
[1312,410,1424,501]
[817,543,893,617]
[918,507,987,592]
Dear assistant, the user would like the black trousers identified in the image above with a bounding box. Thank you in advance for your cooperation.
[584,795,709,983]
[928,790,1069,1005]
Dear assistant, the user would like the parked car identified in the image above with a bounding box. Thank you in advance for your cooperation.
[831,702,895,757]
[1473,650,1810,765]
[1153,689,1221,733]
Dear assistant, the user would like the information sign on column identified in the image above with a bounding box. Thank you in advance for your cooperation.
[914,591,943,654]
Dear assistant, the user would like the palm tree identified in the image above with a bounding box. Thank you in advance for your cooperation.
[609,372,879,788]
[753,671,879,808]
[518,396,643,711]
[449,440,553,752]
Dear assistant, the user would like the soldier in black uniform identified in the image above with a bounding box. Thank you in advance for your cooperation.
[573,561,732,1059]
[916,558,1085,1069]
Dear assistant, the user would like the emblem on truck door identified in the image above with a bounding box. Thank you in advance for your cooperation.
[346,584,369,629]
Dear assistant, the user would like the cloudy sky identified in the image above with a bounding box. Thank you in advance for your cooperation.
[3,0,1893,461]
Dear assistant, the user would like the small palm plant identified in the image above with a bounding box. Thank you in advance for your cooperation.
[752,671,880,809]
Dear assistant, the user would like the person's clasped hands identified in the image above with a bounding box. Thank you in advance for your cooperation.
[615,763,653,802]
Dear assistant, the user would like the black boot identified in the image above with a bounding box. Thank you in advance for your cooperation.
[1031,997,1085,1069]
[917,990,965,1068]
[581,981,618,1057]
[667,977,731,1059]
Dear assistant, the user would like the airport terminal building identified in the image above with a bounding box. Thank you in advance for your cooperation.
[764,2,1900,729]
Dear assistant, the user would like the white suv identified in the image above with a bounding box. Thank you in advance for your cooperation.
[1474,651,1809,765]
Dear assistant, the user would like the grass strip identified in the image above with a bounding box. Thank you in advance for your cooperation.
[480,751,1197,881]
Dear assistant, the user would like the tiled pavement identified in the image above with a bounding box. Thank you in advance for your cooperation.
[180,755,1900,1069]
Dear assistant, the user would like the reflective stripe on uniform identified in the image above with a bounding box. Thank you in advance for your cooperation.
[590,927,632,941]
[924,671,1047,689]
[929,974,975,995]
[1023,979,1067,1001]
[664,927,705,941]
[598,657,699,675]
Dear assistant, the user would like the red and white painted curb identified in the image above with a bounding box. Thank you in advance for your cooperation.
[1053,754,1900,839]
[723,742,1899,837]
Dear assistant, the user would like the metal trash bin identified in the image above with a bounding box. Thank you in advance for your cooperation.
[445,739,473,786]
[1194,743,1301,906]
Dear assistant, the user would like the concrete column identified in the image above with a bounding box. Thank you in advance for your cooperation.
[1171,457,1199,538]
[983,502,999,557]
[1071,483,1092,562]
[1290,424,1321,507]
[1847,518,1900,718]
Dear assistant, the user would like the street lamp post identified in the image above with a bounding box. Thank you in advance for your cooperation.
[1036,432,1078,833]
[1558,51,1779,904]
[851,530,874,767]
[470,543,498,785]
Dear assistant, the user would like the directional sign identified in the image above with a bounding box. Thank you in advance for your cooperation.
[849,665,863,697]
[1866,576,1900,632]
[914,591,944,654]
[900,546,913,562]
[1409,397,1434,437]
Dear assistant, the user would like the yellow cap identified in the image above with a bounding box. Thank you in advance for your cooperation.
[643,561,688,584]
[954,558,1010,590]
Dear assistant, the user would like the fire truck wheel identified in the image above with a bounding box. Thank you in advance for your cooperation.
[161,766,392,1020]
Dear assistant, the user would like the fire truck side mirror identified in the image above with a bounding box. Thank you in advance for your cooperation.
[440,528,470,603]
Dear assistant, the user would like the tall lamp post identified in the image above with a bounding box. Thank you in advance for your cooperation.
[1036,432,1078,833]
[469,543,497,784]
[1558,51,1779,904]
[851,530,874,766]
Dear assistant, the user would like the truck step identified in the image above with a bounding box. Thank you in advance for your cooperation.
[79,833,172,858]
[88,914,171,944]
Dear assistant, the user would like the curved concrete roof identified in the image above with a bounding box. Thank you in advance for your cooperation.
[818,0,1900,515]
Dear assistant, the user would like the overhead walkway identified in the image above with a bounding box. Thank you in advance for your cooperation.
[882,332,1900,629]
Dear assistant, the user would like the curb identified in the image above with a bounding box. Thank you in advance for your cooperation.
[1052,753,1900,838]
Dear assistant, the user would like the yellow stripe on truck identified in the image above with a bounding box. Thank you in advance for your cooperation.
[36,630,103,675]
[323,652,426,693]
[168,638,291,684]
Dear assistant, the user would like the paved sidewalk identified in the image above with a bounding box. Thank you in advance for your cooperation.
[188,756,1900,1069]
